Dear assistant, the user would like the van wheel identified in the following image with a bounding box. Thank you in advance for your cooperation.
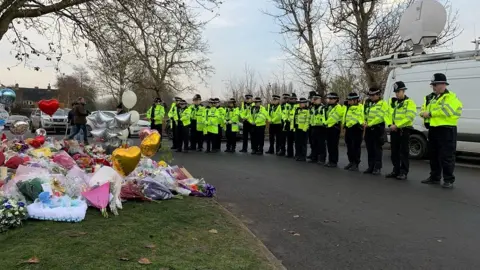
[409,133,428,160]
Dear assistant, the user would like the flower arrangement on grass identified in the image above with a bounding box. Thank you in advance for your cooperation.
[0,197,28,233]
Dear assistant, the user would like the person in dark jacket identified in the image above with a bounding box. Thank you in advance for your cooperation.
[116,103,126,114]
[67,102,82,140]
[68,97,89,144]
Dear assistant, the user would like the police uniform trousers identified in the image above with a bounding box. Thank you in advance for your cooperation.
[326,125,341,164]
[170,119,178,149]
[268,123,282,153]
[286,123,295,157]
[176,123,189,151]
[252,125,266,153]
[317,126,327,163]
[277,121,287,154]
[308,128,314,158]
[294,128,308,159]
[345,124,363,165]
[309,126,321,161]
[206,132,216,152]
[242,120,254,151]
[213,125,222,151]
[151,123,162,135]
[390,127,411,175]
[428,126,457,183]
[225,124,237,151]
[364,123,385,170]
[189,120,202,150]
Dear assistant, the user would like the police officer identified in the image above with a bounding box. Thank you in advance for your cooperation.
[225,98,240,152]
[249,97,269,155]
[323,92,345,168]
[213,98,225,152]
[293,98,310,161]
[277,93,291,156]
[168,97,182,149]
[308,95,323,163]
[343,92,364,171]
[363,87,390,175]
[240,94,254,153]
[176,100,192,153]
[317,96,328,165]
[307,91,317,159]
[205,98,220,153]
[420,73,463,188]
[266,95,282,154]
[146,97,165,134]
[189,94,206,151]
[286,93,298,158]
[386,81,417,180]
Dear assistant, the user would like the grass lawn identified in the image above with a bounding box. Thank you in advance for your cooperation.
[0,197,278,270]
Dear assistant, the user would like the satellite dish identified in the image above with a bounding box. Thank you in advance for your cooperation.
[399,0,447,54]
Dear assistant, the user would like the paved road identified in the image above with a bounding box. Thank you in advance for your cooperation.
[171,143,480,270]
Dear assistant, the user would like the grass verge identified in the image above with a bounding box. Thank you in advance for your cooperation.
[0,197,277,270]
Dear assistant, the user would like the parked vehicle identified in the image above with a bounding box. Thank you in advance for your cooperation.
[30,108,69,134]
[368,45,480,159]
[6,115,30,130]
[86,111,151,137]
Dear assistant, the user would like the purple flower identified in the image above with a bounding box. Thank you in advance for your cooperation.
[5,204,12,209]
[18,202,25,207]
[3,199,8,203]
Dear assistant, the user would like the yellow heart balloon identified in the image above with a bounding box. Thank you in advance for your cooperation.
[112,146,141,176]
[140,132,161,158]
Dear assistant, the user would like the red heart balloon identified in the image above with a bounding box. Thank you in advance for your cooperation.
[34,136,45,145]
[38,99,60,116]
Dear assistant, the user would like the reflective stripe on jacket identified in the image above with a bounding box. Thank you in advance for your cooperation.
[267,104,282,124]
[365,100,391,127]
[226,107,240,132]
[146,105,165,125]
[291,108,310,131]
[344,104,364,128]
[325,104,345,128]
[390,97,417,128]
[427,90,462,127]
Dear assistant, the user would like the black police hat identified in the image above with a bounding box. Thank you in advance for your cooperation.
[308,91,317,98]
[253,97,262,103]
[193,94,202,100]
[154,97,162,103]
[290,93,297,99]
[179,99,187,105]
[368,87,381,96]
[174,96,182,101]
[393,81,407,92]
[245,94,253,99]
[346,92,360,100]
[298,98,308,104]
[282,93,290,98]
[213,98,220,103]
[208,98,214,103]
[326,92,339,99]
[272,94,280,100]
[228,98,236,103]
[430,73,449,85]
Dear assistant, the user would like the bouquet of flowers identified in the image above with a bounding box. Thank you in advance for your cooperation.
[0,198,28,233]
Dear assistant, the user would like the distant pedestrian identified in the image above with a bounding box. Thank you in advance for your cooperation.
[116,103,126,115]
[68,97,89,145]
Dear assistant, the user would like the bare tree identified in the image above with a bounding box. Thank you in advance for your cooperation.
[224,64,258,101]
[327,0,461,88]
[266,0,331,96]
[56,65,97,108]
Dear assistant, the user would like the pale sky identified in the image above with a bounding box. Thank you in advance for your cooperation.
[0,0,478,100]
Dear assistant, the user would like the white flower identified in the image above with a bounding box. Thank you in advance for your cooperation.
[14,211,19,215]
[7,213,12,217]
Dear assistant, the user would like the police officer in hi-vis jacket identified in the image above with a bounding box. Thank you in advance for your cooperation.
[266,95,283,154]
[225,98,240,153]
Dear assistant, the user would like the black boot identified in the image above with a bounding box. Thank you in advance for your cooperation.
[372,169,381,175]
[385,172,398,179]
[324,162,337,168]
[344,163,354,170]
[277,150,285,156]
[442,182,454,189]
[348,164,359,172]
[363,168,373,174]
[396,174,407,180]
[266,148,274,154]
[421,177,440,185]
[239,149,247,153]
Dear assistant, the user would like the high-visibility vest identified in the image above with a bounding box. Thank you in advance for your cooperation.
[178,107,192,126]
[190,104,206,131]
[390,97,417,128]
[364,100,391,127]
[267,104,282,124]
[240,102,253,120]
[281,103,292,122]
[420,92,436,125]
[291,108,310,131]
[146,105,165,125]
[343,104,364,128]
[309,105,323,126]
[428,90,462,127]
[167,103,177,128]
[226,107,240,132]
[206,107,221,134]
[248,106,269,126]
[324,103,345,128]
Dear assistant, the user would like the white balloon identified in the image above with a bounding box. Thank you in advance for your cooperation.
[122,90,137,109]
[118,129,129,140]
[130,110,140,125]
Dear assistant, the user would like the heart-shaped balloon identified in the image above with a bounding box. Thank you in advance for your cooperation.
[38,99,59,116]
[111,146,141,176]
[140,132,161,157]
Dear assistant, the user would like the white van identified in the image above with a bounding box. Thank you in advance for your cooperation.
[368,49,480,159]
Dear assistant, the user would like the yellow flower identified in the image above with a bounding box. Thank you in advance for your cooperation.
[158,161,167,168]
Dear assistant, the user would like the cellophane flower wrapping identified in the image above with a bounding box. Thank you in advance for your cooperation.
[52,151,77,170]
[177,178,216,197]
[81,182,110,217]
[62,166,91,198]
[120,181,152,201]
[139,177,173,200]
[27,195,87,223]
[0,198,28,232]
[88,166,123,215]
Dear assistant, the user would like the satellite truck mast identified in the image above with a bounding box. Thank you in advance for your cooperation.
[398,0,447,55]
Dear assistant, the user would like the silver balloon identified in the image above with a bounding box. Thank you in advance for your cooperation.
[0,109,9,126]
[90,128,107,139]
[35,128,47,137]
[114,113,132,130]
[0,88,16,106]
[105,129,119,140]
[106,119,118,129]
[96,111,114,124]
[10,120,29,135]
[86,114,98,126]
